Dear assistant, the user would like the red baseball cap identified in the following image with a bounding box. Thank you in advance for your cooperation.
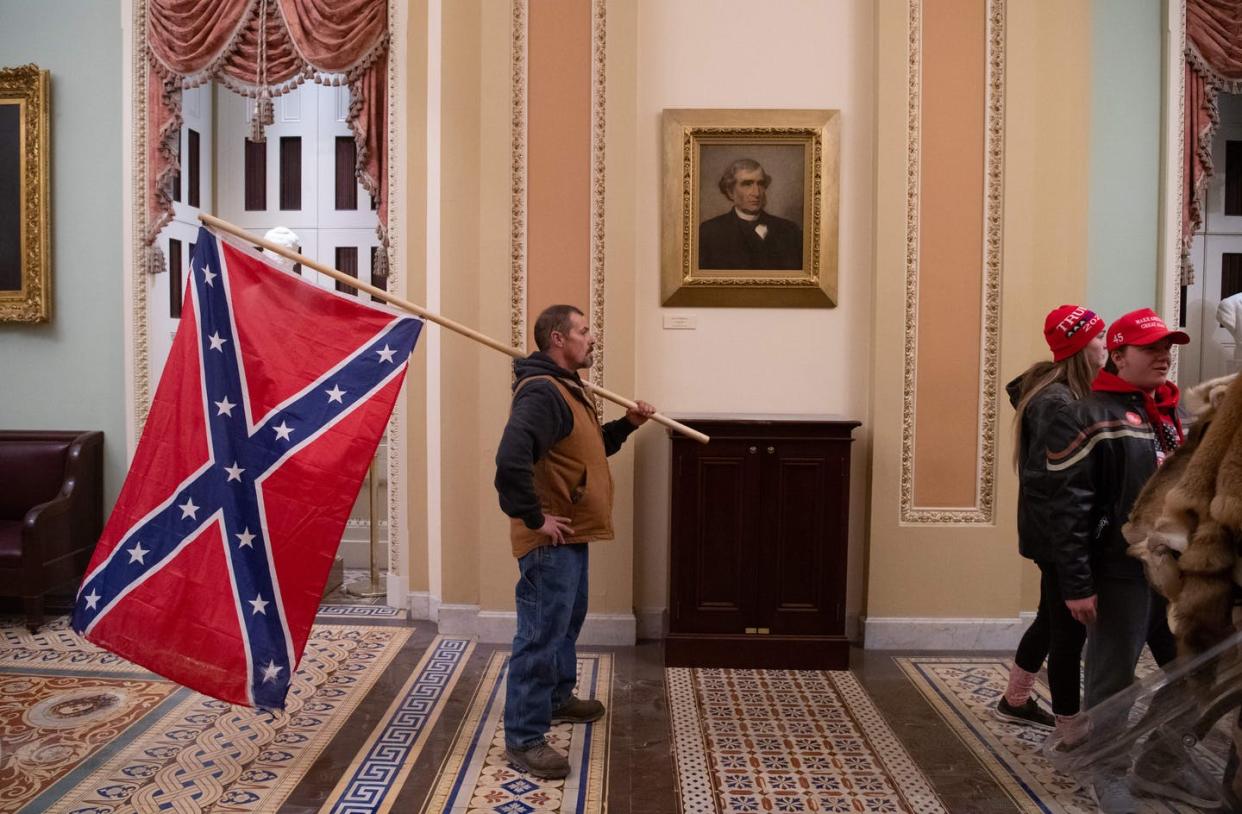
[1105,308,1189,351]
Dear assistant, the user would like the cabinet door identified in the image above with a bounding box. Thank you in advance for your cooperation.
[670,438,762,634]
[757,441,847,636]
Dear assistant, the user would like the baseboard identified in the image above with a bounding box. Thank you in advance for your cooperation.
[845,610,861,643]
[862,613,1037,651]
[407,589,432,620]
[434,604,637,645]
[636,606,667,640]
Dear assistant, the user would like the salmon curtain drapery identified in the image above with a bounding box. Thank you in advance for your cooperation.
[1183,0,1242,286]
[144,0,389,277]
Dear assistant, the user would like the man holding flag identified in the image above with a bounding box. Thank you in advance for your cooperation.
[495,304,655,779]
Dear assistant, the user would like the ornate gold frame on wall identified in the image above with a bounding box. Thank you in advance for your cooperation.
[661,108,839,308]
[0,65,51,323]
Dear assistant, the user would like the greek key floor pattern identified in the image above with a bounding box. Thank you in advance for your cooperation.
[320,635,475,814]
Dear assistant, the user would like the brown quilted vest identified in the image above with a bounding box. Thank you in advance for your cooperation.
[509,375,615,558]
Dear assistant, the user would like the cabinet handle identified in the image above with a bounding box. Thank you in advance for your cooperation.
[766,446,775,454]
[748,446,757,454]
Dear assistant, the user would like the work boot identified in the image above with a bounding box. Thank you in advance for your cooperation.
[551,695,605,723]
[994,696,1054,730]
[505,739,570,779]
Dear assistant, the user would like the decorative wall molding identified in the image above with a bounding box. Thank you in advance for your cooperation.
[588,0,607,407]
[899,0,1005,525]
[1167,0,1188,379]
[510,0,607,409]
[385,0,403,589]
[130,0,152,435]
[510,0,528,355]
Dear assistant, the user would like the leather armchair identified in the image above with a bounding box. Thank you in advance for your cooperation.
[0,431,104,632]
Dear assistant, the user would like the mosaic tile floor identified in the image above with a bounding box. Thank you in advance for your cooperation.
[15,612,1181,813]
[1,618,412,814]
[897,656,1230,813]
[668,666,946,813]
[423,651,612,814]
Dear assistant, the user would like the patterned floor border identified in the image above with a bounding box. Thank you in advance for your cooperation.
[317,604,405,618]
[22,624,412,814]
[668,666,946,814]
[423,651,611,814]
[895,656,1216,814]
[318,635,475,814]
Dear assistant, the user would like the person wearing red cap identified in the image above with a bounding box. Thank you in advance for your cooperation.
[995,305,1106,740]
[1042,308,1206,810]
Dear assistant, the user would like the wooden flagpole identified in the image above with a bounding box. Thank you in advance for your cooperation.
[198,213,710,445]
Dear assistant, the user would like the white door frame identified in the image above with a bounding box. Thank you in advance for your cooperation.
[119,0,411,610]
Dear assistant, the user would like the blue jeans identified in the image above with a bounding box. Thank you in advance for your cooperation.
[1084,577,1176,710]
[504,543,589,749]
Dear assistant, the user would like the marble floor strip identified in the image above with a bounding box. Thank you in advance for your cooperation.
[318,635,475,814]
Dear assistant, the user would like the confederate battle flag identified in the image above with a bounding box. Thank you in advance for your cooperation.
[71,226,421,709]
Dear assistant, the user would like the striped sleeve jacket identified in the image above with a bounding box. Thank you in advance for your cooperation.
[1038,391,1174,600]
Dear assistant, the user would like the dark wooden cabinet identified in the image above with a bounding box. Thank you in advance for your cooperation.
[665,416,860,670]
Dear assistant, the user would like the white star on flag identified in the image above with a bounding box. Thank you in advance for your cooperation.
[84,590,100,610]
[208,332,227,352]
[376,345,396,363]
[261,660,283,683]
[249,595,269,615]
[201,266,217,286]
[273,422,294,441]
[325,384,346,404]
[224,462,245,482]
[178,497,199,520]
[235,528,256,548]
[127,542,149,564]
[214,397,236,417]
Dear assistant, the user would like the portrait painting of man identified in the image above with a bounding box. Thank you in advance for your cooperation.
[661,109,838,308]
[697,149,805,271]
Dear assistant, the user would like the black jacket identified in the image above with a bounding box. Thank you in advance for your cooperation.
[494,353,637,530]
[1040,390,1180,600]
[1007,376,1075,563]
[698,209,802,270]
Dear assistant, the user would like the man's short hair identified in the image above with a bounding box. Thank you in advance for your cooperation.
[718,158,772,198]
[533,304,584,352]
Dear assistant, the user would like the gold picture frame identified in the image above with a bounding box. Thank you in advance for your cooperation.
[662,108,839,308]
[0,65,50,323]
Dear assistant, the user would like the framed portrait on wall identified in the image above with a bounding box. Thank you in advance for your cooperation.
[661,108,839,307]
[0,64,50,323]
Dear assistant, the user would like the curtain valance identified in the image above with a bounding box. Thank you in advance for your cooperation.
[1183,0,1242,285]
[145,0,389,277]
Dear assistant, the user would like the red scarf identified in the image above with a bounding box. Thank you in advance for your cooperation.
[1091,369,1184,453]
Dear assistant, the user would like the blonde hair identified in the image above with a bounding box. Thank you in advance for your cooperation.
[1012,349,1098,470]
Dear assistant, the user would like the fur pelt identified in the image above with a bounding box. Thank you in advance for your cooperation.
[1124,373,1240,656]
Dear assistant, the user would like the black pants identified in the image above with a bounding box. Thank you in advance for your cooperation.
[1014,561,1088,716]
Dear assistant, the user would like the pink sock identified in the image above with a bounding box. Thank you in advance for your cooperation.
[1004,664,1036,707]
